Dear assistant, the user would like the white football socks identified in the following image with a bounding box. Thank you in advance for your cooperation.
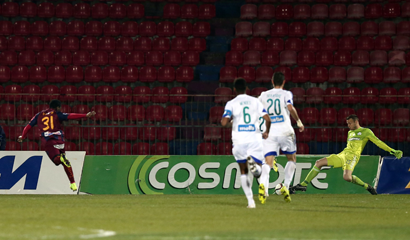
[241,174,254,206]
[284,161,296,189]
[260,164,271,194]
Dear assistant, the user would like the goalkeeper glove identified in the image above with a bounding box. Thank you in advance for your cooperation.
[390,149,403,159]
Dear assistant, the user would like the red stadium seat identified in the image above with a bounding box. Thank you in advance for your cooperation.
[133,86,151,104]
[96,85,114,102]
[251,87,268,98]
[296,143,309,154]
[139,21,156,37]
[364,67,382,83]
[255,67,273,83]
[60,85,77,102]
[67,20,84,36]
[98,36,116,52]
[280,50,297,66]
[165,105,182,122]
[329,4,346,19]
[285,37,302,52]
[375,108,392,126]
[152,37,170,51]
[120,125,139,141]
[157,21,174,37]
[32,21,48,37]
[8,36,26,51]
[44,36,62,52]
[108,105,127,121]
[302,107,320,125]
[64,126,81,141]
[11,65,29,83]
[62,36,79,52]
[163,3,180,19]
[398,88,410,104]
[198,4,215,19]
[90,51,108,66]
[155,66,174,83]
[145,51,163,66]
[115,86,132,103]
[379,21,396,36]
[120,21,138,37]
[66,65,83,83]
[80,36,98,52]
[169,87,187,104]
[193,22,210,37]
[311,4,328,19]
[290,87,305,104]
[41,85,59,102]
[389,50,406,66]
[151,87,169,103]
[139,66,156,83]
[241,4,257,19]
[0,103,15,121]
[238,66,255,83]
[343,22,360,37]
[124,3,143,18]
[274,66,291,81]
[102,66,121,83]
[253,22,270,37]
[0,21,13,36]
[261,51,279,66]
[258,4,275,20]
[361,22,378,37]
[38,2,54,18]
[243,51,260,66]
[297,51,315,67]
[271,22,288,37]
[325,22,342,37]
[310,67,328,83]
[133,143,150,155]
[294,4,310,20]
[47,65,65,83]
[109,3,126,19]
[113,142,131,155]
[306,21,324,37]
[22,85,41,102]
[324,87,342,104]
[29,65,47,83]
[231,37,248,52]
[146,105,165,122]
[55,3,73,18]
[219,66,237,83]
[352,50,369,66]
[13,21,31,36]
[347,4,364,19]
[383,67,401,83]
[181,4,198,19]
[128,105,145,122]
[54,50,73,66]
[197,143,216,155]
[95,142,113,155]
[393,36,410,51]
[73,3,90,19]
[320,108,337,126]
[163,51,180,66]
[103,21,121,37]
[109,51,127,66]
[361,87,379,104]
[276,4,293,20]
[375,36,392,50]
[383,3,400,18]
[176,66,194,83]
[188,38,206,52]
[217,142,232,155]
[267,38,284,51]
[126,51,144,66]
[37,50,54,66]
[334,50,351,66]
[305,87,324,104]
[18,50,36,66]
[397,21,410,36]
[342,87,360,104]
[393,109,410,126]
[337,108,355,126]
[379,87,397,104]
[175,21,192,37]
[357,36,375,50]
[49,21,67,37]
[235,22,252,38]
[215,87,233,104]
[120,66,138,83]
[26,36,44,52]
[81,124,100,141]
[365,3,382,19]
[356,108,374,126]
[339,36,356,51]
[0,51,17,66]
[0,36,6,51]
[72,50,90,66]
[316,51,333,66]
[225,51,243,66]
[91,3,108,19]
[303,37,320,52]
[0,65,10,83]
[204,125,222,141]
[209,106,224,124]
[321,37,338,50]
[92,105,109,121]
[292,67,310,83]
[370,50,387,66]
[171,37,188,51]
[151,143,169,155]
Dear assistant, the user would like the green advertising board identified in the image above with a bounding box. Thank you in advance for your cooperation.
[79,155,379,194]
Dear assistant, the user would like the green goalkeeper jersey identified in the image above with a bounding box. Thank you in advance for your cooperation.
[344,127,393,157]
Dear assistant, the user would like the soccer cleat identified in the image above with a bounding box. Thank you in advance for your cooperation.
[290,183,307,192]
[70,183,77,191]
[366,185,377,195]
[272,159,278,172]
[280,185,291,203]
[258,183,266,204]
[247,203,256,208]
[60,153,71,168]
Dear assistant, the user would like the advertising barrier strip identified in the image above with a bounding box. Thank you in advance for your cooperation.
[0,151,85,194]
[376,157,410,194]
[80,155,379,195]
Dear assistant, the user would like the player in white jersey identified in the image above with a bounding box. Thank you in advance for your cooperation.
[221,78,271,208]
[258,72,304,202]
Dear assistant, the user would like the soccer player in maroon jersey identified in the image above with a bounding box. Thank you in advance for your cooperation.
[17,100,96,191]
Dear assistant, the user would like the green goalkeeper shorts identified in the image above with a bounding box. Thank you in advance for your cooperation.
[327,151,359,171]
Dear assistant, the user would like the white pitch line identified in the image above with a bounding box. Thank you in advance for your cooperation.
[79,229,116,239]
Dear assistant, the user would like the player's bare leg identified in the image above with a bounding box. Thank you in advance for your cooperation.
[344,169,377,195]
[291,157,328,192]
[239,162,255,208]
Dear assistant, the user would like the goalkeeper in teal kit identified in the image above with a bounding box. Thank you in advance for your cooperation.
[291,114,403,195]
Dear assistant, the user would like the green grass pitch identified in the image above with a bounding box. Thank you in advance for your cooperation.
[1,194,410,240]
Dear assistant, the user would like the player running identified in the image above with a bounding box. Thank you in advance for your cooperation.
[221,78,271,208]
[17,100,96,191]
[291,114,403,195]
[258,72,304,202]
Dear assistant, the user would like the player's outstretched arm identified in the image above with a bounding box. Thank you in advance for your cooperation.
[86,111,96,118]
[287,104,304,132]
[367,130,402,158]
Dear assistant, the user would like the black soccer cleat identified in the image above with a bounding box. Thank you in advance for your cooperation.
[290,183,307,192]
[366,185,377,195]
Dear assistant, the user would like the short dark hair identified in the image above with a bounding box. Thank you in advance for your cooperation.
[234,78,247,93]
[273,72,285,86]
[346,114,359,121]
[49,99,61,109]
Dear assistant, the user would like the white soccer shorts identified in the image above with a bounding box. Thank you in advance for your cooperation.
[263,134,297,157]
[232,141,264,164]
